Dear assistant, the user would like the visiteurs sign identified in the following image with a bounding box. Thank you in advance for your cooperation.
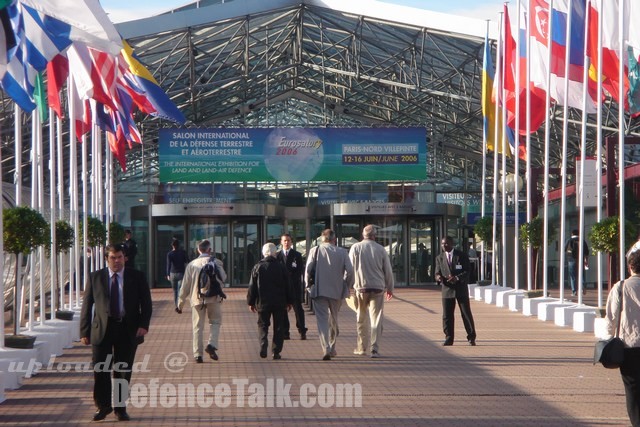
[158,127,426,182]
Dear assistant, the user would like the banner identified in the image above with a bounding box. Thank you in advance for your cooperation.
[158,127,426,182]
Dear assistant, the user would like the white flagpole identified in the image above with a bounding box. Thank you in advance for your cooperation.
[56,114,65,311]
[492,11,504,287]
[36,110,45,327]
[69,76,78,310]
[595,0,604,307]
[501,7,509,288]
[524,0,534,291]
[541,0,555,297]
[48,108,57,317]
[481,20,490,282]
[82,126,89,294]
[577,0,591,306]
[28,114,37,331]
[14,105,24,334]
[514,0,523,291]
[557,0,574,301]
[618,0,626,280]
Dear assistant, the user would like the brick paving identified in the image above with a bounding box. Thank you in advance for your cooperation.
[0,286,631,426]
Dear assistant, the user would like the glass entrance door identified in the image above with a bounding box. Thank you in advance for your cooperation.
[155,221,187,288]
[232,221,261,286]
[409,219,436,285]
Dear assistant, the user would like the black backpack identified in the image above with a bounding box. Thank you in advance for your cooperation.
[566,237,579,258]
[198,257,227,301]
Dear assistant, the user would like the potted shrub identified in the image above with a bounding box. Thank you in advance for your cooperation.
[3,206,49,348]
[520,216,557,292]
[49,220,74,320]
[588,215,636,290]
[109,221,126,245]
[80,216,107,248]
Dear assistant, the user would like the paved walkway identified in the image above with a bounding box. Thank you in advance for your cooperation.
[0,286,631,426]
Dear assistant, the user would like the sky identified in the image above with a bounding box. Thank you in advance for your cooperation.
[100,0,505,24]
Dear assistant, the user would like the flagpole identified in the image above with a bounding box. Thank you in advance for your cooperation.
[501,6,509,288]
[513,0,523,291]
[595,0,604,307]
[557,0,574,302]
[577,0,591,306]
[48,108,57,317]
[492,11,504,287]
[481,20,490,282]
[541,0,555,298]
[618,0,626,281]
[524,1,533,292]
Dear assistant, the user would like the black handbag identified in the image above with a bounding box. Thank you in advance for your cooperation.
[306,245,319,289]
[594,281,625,369]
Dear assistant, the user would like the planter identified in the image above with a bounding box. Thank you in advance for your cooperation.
[524,290,544,299]
[5,334,37,349]
[55,310,75,321]
[477,280,492,287]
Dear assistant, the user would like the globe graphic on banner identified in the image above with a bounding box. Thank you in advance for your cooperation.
[264,128,324,181]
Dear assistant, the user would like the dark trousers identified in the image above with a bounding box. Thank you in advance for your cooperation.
[258,307,286,355]
[620,347,640,427]
[92,318,136,410]
[442,295,476,343]
[284,283,306,335]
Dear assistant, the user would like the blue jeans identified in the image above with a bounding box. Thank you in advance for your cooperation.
[567,258,581,293]
[169,272,184,307]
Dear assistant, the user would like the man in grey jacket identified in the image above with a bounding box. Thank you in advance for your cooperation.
[349,225,394,358]
[305,229,354,360]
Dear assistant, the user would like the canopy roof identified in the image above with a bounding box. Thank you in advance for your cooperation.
[0,0,638,201]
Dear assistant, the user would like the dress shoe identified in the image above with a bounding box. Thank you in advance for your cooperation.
[272,353,281,360]
[468,340,476,346]
[92,407,113,421]
[194,356,203,363]
[370,350,380,358]
[322,353,331,360]
[283,334,291,340]
[114,409,130,421]
[442,340,454,346]
[300,332,307,340]
[205,344,218,360]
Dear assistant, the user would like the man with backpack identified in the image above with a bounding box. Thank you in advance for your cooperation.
[176,239,227,363]
[565,229,590,297]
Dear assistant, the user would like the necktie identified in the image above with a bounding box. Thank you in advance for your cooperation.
[447,252,452,266]
[285,251,289,258]
[110,274,120,317]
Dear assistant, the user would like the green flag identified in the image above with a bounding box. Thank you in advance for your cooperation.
[34,72,48,122]
[628,46,640,116]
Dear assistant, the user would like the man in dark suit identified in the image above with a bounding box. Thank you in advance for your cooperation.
[277,234,307,340]
[434,236,476,346]
[80,243,152,422]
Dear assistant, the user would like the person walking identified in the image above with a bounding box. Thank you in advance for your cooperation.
[305,229,354,360]
[176,239,227,363]
[166,239,190,307]
[80,244,152,422]
[434,236,477,346]
[605,250,640,427]
[277,233,307,340]
[247,243,293,360]
[349,224,394,358]
[564,229,589,296]
[123,229,138,269]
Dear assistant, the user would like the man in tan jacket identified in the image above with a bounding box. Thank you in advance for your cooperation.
[177,239,227,363]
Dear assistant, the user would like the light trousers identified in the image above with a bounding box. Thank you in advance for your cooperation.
[312,296,342,355]
[355,291,385,353]
[191,299,223,357]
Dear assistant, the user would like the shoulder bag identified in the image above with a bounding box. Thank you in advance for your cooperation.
[306,245,320,296]
[594,281,625,369]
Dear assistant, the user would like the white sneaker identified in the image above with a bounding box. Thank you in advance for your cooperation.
[353,349,366,356]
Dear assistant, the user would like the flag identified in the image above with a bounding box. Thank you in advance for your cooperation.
[587,0,627,107]
[627,46,640,115]
[0,0,17,80]
[46,53,68,118]
[33,70,46,120]
[106,127,126,171]
[18,0,121,55]
[482,32,514,156]
[550,0,596,111]
[503,3,547,136]
[119,40,186,124]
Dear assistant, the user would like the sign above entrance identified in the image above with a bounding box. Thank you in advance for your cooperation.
[158,127,427,182]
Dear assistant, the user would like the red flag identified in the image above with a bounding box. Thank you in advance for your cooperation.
[106,127,127,171]
[46,54,69,118]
